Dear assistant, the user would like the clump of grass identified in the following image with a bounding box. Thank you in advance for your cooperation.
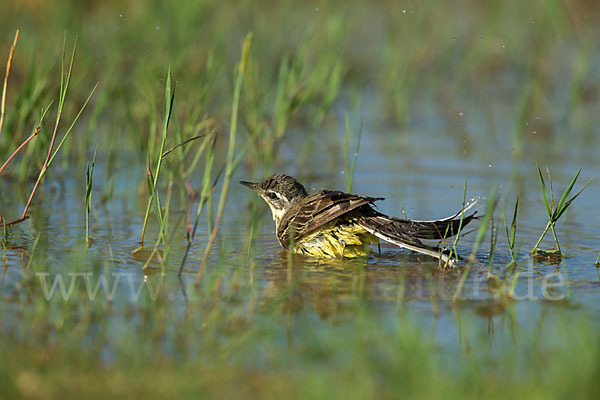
[133,67,214,271]
[475,195,522,306]
[531,163,593,258]
[0,34,98,228]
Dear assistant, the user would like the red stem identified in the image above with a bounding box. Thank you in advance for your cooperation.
[0,216,29,229]
[0,125,41,175]
[20,110,62,220]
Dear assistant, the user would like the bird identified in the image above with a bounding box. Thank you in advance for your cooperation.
[240,174,477,267]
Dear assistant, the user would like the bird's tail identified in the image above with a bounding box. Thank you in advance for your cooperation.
[356,204,478,267]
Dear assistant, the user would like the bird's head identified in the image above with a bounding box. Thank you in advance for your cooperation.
[240,174,308,225]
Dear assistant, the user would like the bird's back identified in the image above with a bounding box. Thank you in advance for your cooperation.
[276,190,383,250]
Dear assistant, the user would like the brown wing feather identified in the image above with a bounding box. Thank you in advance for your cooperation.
[277,190,383,248]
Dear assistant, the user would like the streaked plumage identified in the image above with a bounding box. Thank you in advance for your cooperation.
[240,174,477,267]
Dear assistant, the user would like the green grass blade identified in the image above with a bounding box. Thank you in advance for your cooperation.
[451,177,468,257]
[46,82,99,170]
[346,116,362,193]
[510,196,519,251]
[554,176,593,221]
[553,168,581,219]
[536,162,552,218]
[163,66,175,140]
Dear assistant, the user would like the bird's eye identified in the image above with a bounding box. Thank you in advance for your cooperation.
[267,192,278,200]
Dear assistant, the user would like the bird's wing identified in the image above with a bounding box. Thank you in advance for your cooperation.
[277,190,383,248]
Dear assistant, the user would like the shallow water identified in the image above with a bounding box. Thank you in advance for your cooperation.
[2,106,599,358]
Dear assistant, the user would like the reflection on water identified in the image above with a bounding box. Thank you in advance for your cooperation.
[1,126,599,358]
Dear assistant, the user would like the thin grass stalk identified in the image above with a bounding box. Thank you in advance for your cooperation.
[0,29,19,137]
[245,195,260,259]
[85,144,98,245]
[23,232,41,273]
[140,67,176,244]
[345,114,363,192]
[452,185,498,303]
[142,176,174,272]
[161,133,204,159]
[183,119,216,179]
[450,177,469,260]
[504,196,519,264]
[178,131,217,275]
[532,221,552,253]
[161,176,174,267]
[488,219,497,274]
[549,223,562,254]
[150,70,176,236]
[344,113,350,187]
[1,223,7,257]
[195,33,252,285]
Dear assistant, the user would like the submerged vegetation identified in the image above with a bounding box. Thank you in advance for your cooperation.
[1,0,600,398]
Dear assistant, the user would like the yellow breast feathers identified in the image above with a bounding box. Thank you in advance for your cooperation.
[294,218,379,258]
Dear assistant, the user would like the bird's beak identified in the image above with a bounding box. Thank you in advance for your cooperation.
[239,180,259,191]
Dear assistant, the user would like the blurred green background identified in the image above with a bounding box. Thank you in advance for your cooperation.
[1,0,600,398]
[2,0,598,166]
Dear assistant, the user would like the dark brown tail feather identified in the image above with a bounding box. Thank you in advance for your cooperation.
[356,208,478,266]
[358,210,477,241]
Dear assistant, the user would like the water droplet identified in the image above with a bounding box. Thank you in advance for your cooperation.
[155,25,161,30]
[402,9,406,13]
[459,112,464,118]
[315,7,320,12]
[501,44,506,48]
[536,115,540,120]
[480,37,483,40]
[119,14,123,17]
[451,36,456,40]
[488,164,492,168]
